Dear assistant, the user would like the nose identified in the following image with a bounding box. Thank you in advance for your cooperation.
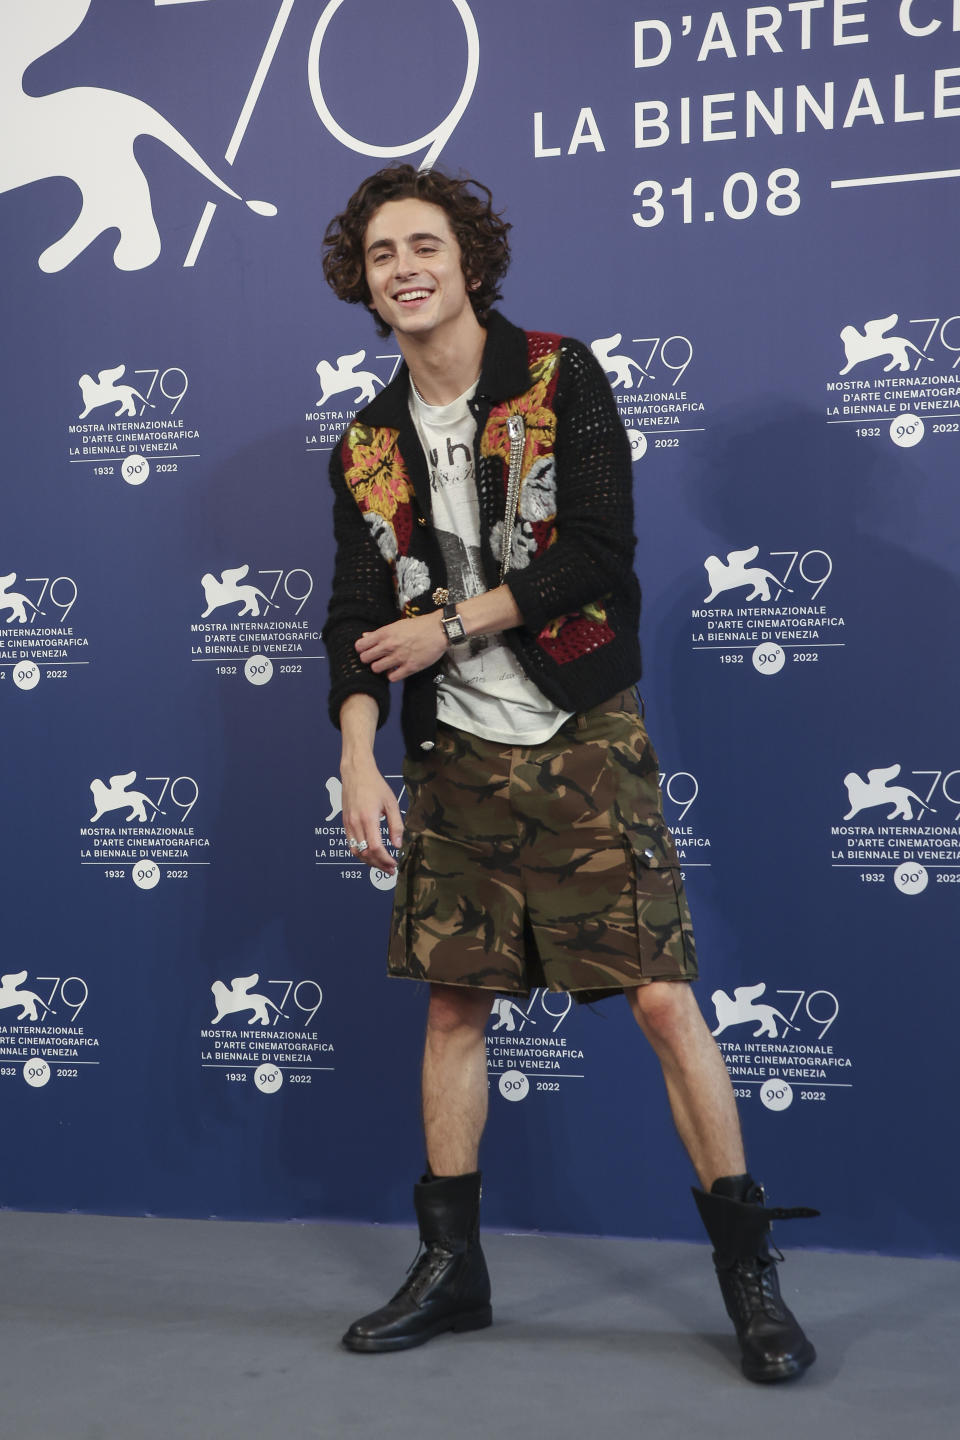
[394,242,420,276]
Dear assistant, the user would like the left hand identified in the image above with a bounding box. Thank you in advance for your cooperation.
[355,613,446,681]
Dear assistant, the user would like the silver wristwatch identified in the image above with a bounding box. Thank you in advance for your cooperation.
[441,602,467,645]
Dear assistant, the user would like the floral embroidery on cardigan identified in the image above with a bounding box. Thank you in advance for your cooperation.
[342,422,415,565]
[480,350,560,491]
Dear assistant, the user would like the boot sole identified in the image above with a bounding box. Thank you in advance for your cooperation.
[342,1305,493,1354]
[742,1341,816,1384]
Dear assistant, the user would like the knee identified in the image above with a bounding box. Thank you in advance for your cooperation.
[426,985,492,1041]
[628,981,698,1045]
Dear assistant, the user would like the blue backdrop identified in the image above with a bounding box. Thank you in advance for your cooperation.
[1,0,957,1259]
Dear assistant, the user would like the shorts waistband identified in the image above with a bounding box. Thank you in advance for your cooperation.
[574,686,642,731]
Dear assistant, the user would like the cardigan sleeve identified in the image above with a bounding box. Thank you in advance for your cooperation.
[321,442,397,732]
[502,339,637,634]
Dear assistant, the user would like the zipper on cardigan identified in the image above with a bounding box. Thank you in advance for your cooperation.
[500,415,526,584]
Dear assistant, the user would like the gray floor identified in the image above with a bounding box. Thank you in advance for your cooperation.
[1,1212,957,1440]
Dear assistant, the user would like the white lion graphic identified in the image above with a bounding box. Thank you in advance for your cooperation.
[843,765,933,822]
[0,574,42,624]
[316,352,385,410]
[201,565,274,619]
[78,365,153,419]
[324,776,343,822]
[839,316,931,375]
[0,0,276,272]
[89,772,160,824]
[0,972,53,1022]
[590,335,650,390]
[703,547,790,604]
[490,998,535,1034]
[210,975,284,1027]
[711,984,797,1040]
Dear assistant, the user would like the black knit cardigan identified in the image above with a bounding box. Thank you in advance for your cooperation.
[322,311,642,757]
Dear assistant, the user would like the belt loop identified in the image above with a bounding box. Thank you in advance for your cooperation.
[576,711,588,731]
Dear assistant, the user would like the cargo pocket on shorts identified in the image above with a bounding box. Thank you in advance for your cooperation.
[387,834,425,979]
[626,824,697,977]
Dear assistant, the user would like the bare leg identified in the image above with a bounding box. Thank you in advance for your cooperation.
[422,984,495,1176]
[627,981,746,1189]
[342,981,494,1352]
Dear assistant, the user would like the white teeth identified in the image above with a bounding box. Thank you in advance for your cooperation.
[397,290,430,301]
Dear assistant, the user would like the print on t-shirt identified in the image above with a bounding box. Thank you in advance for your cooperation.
[425,438,489,663]
[410,380,569,741]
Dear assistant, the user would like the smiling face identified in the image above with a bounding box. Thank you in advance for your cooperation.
[363,197,479,345]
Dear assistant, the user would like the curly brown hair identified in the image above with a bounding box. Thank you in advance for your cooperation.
[322,164,511,338]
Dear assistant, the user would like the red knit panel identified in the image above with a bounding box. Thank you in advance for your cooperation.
[537,614,616,665]
[526,330,562,365]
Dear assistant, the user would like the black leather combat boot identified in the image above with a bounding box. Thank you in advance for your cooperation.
[342,1171,492,1353]
[693,1176,819,1383]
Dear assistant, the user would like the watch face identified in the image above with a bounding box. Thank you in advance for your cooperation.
[443,613,467,643]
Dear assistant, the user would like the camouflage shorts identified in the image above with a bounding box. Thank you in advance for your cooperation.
[387,688,698,1003]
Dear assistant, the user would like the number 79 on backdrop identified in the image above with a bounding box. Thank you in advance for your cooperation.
[186,0,479,265]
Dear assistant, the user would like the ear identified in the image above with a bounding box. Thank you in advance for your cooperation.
[468,278,481,292]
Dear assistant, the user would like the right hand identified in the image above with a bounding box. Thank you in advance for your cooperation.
[341,759,404,874]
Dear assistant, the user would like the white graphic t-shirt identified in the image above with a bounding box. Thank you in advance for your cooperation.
[409,381,571,744]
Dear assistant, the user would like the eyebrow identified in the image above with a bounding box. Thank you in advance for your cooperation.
[366,231,447,256]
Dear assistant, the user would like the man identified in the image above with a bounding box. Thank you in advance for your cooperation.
[321,164,817,1382]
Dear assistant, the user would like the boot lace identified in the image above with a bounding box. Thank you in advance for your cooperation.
[396,1241,457,1304]
[730,1247,789,1321]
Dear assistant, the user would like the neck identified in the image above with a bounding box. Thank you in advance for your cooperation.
[399,314,486,406]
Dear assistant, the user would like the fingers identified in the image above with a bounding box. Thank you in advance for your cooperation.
[357,632,407,677]
[343,809,397,874]
[355,628,396,662]
[359,834,396,873]
[341,761,405,874]
[355,633,400,679]
[383,791,404,850]
[344,826,395,872]
[346,831,396,873]
[355,631,386,661]
[355,617,445,681]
